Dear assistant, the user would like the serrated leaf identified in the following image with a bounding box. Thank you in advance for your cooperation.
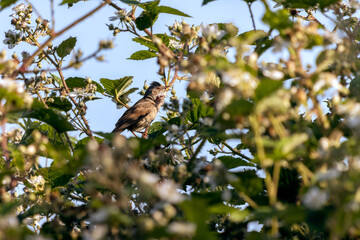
[50,73,63,87]
[57,37,77,58]
[156,6,191,17]
[128,50,157,60]
[47,97,72,112]
[0,0,18,10]
[25,109,75,133]
[132,37,158,51]
[135,10,158,30]
[100,76,134,99]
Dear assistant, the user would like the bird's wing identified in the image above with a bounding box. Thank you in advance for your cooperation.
[112,99,153,133]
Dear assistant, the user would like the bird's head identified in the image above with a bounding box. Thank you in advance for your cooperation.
[144,81,168,101]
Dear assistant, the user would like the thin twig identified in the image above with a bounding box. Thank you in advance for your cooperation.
[17,1,107,74]
[50,0,55,32]
[189,138,207,166]
[247,2,256,31]
[222,142,254,162]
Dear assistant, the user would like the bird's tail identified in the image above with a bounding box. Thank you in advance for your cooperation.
[111,127,124,134]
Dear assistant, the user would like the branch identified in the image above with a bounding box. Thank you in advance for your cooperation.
[247,2,256,31]
[16,1,107,75]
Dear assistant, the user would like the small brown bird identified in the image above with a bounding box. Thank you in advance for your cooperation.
[112,81,167,137]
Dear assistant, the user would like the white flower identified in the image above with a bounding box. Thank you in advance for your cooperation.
[0,78,25,93]
[302,187,328,210]
[28,175,46,191]
[313,73,348,94]
[156,181,184,203]
[263,69,284,80]
[109,9,132,22]
[12,3,27,13]
[201,24,226,41]
[68,88,94,98]
[167,222,196,236]
[169,39,182,49]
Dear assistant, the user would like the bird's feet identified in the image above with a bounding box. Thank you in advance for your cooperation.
[142,126,149,138]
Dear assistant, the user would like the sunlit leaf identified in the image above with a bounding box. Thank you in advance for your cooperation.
[128,50,157,60]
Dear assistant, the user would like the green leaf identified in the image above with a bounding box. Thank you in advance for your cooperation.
[135,10,159,30]
[186,98,214,124]
[57,37,77,58]
[25,109,75,133]
[120,0,140,4]
[65,77,104,93]
[132,37,158,51]
[100,76,133,96]
[100,76,135,104]
[128,50,157,60]
[50,73,63,87]
[202,0,217,5]
[350,75,360,102]
[237,30,268,45]
[93,131,114,141]
[272,0,339,9]
[156,6,191,17]
[0,0,17,10]
[138,0,160,11]
[60,0,84,4]
[65,77,86,89]
[232,170,264,198]
[75,136,104,150]
[47,97,72,112]
[36,167,74,187]
[148,121,165,139]
[262,9,293,31]
[217,156,254,169]
[133,34,171,49]
[222,99,254,121]
[180,198,217,240]
[255,78,283,100]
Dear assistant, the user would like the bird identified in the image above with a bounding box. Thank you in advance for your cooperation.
[112,81,167,138]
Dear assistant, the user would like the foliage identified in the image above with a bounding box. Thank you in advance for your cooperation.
[2,0,360,239]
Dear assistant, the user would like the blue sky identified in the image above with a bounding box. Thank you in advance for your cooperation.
[1,0,267,135]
